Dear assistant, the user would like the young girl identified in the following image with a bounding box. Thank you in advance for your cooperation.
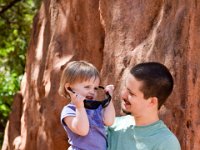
[59,61,115,150]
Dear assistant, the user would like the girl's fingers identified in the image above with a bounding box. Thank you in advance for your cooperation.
[105,85,114,96]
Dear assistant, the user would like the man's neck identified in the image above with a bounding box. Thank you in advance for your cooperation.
[134,114,159,126]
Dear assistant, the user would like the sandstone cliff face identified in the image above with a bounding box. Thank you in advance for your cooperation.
[2,0,200,150]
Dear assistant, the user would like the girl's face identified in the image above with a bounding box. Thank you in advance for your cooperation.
[69,77,100,100]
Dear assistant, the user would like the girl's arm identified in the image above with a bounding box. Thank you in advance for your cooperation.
[63,93,89,136]
[103,85,116,126]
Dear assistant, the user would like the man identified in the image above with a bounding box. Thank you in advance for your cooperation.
[107,62,181,150]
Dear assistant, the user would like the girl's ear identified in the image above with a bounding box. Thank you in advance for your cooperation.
[64,83,72,100]
[64,83,70,91]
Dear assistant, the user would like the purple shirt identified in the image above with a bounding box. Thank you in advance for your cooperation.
[61,103,107,150]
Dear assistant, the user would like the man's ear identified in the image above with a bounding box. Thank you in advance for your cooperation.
[148,97,158,108]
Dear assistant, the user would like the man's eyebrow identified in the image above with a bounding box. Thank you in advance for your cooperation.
[83,84,90,87]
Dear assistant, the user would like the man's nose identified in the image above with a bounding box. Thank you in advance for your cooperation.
[121,89,127,99]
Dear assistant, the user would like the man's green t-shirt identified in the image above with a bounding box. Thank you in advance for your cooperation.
[107,115,181,150]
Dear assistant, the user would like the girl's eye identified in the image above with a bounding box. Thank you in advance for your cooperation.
[84,86,90,89]
[94,87,98,90]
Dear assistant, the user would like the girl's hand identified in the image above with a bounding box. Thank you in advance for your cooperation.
[105,85,114,97]
[67,88,85,108]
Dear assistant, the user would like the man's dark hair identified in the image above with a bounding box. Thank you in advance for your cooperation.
[130,62,174,109]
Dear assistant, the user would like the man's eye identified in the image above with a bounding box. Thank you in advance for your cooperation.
[129,92,134,96]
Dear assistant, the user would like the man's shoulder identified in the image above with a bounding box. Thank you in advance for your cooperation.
[156,121,181,150]
[108,115,135,130]
[157,134,181,150]
[107,115,136,150]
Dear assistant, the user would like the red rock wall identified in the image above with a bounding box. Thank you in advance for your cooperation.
[2,0,200,149]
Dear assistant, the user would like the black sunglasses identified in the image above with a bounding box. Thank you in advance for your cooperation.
[67,86,111,110]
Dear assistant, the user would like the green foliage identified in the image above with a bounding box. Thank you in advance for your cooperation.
[0,0,39,147]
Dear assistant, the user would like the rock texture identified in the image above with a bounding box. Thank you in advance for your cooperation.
[2,0,200,149]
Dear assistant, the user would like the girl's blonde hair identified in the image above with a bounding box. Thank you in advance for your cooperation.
[59,61,100,99]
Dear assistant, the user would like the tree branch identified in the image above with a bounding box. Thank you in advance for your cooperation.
[0,0,22,15]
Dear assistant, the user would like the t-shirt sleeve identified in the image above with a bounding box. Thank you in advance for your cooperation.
[157,135,181,150]
[60,104,76,127]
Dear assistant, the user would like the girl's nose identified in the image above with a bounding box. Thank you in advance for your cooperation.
[89,88,95,95]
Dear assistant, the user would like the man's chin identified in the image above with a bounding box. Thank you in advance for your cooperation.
[120,108,132,115]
